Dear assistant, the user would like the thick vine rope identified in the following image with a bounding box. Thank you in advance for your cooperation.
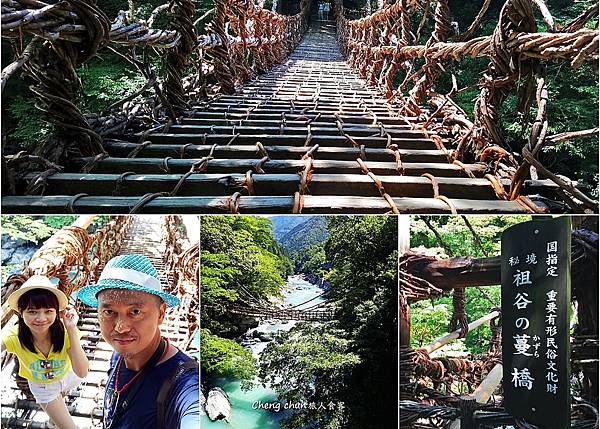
[336,0,599,212]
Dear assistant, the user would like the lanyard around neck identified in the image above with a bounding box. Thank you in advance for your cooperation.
[104,338,167,429]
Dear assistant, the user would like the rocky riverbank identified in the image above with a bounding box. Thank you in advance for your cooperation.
[294,272,330,289]
[1,234,40,279]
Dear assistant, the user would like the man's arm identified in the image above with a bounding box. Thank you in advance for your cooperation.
[166,365,200,429]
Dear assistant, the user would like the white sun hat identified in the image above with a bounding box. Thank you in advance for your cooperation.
[7,275,69,311]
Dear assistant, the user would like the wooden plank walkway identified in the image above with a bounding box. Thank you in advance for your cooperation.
[1,216,198,428]
[2,22,560,214]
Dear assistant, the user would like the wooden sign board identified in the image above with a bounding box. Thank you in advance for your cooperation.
[501,217,571,428]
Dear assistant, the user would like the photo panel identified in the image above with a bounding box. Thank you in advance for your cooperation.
[0,215,200,428]
[400,215,598,428]
[3,2,597,216]
[200,215,398,429]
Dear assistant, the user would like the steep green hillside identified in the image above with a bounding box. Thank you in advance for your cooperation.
[279,216,328,255]
[269,216,310,241]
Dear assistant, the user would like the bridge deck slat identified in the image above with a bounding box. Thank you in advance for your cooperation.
[23,172,558,200]
[102,141,447,162]
[145,133,438,150]
[163,124,426,138]
[70,157,480,177]
[2,195,531,214]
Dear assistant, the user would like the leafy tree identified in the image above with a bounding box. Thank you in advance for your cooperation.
[5,96,50,149]
[200,252,240,303]
[293,242,328,278]
[410,215,531,257]
[409,302,451,348]
[260,323,360,429]
[78,57,149,113]
[201,329,256,383]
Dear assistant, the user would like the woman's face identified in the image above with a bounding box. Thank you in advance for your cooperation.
[21,307,57,336]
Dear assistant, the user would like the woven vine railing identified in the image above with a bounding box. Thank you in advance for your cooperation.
[164,215,199,342]
[335,0,599,213]
[1,0,311,183]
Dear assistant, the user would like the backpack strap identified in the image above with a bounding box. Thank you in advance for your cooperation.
[105,340,166,429]
[156,359,199,429]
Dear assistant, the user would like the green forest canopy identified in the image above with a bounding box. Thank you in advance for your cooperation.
[277,216,329,278]
[200,216,291,383]
[201,215,292,330]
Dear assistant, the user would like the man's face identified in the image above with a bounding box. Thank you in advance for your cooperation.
[97,289,166,357]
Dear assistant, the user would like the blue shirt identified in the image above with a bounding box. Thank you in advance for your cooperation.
[104,350,200,429]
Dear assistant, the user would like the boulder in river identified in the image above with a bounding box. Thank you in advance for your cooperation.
[200,386,206,415]
[251,329,274,342]
[205,387,231,422]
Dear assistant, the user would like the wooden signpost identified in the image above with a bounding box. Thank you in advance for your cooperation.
[501,217,571,428]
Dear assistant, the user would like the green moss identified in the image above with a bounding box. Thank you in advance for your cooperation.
[5,95,50,150]
[77,55,149,113]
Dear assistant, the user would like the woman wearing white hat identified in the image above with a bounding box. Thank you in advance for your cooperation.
[1,275,89,429]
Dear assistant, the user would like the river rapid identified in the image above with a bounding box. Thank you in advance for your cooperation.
[201,275,326,428]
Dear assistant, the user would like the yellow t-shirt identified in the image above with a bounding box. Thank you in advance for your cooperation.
[2,323,79,384]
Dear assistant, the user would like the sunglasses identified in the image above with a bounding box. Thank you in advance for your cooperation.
[40,360,55,379]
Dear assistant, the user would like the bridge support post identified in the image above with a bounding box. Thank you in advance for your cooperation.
[212,0,236,94]
[399,216,413,400]
[163,0,197,112]
[458,398,478,429]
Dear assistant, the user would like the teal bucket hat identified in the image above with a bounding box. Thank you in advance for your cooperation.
[78,254,180,308]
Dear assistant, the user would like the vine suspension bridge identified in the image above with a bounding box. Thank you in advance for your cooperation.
[1,0,598,214]
[227,291,336,322]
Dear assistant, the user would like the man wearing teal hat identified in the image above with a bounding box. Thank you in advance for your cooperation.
[78,254,199,429]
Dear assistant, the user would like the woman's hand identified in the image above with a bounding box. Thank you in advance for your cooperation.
[64,305,89,378]
[61,306,79,330]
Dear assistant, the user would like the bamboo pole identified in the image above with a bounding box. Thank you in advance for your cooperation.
[421,310,500,354]
[471,363,503,403]
[448,363,503,429]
